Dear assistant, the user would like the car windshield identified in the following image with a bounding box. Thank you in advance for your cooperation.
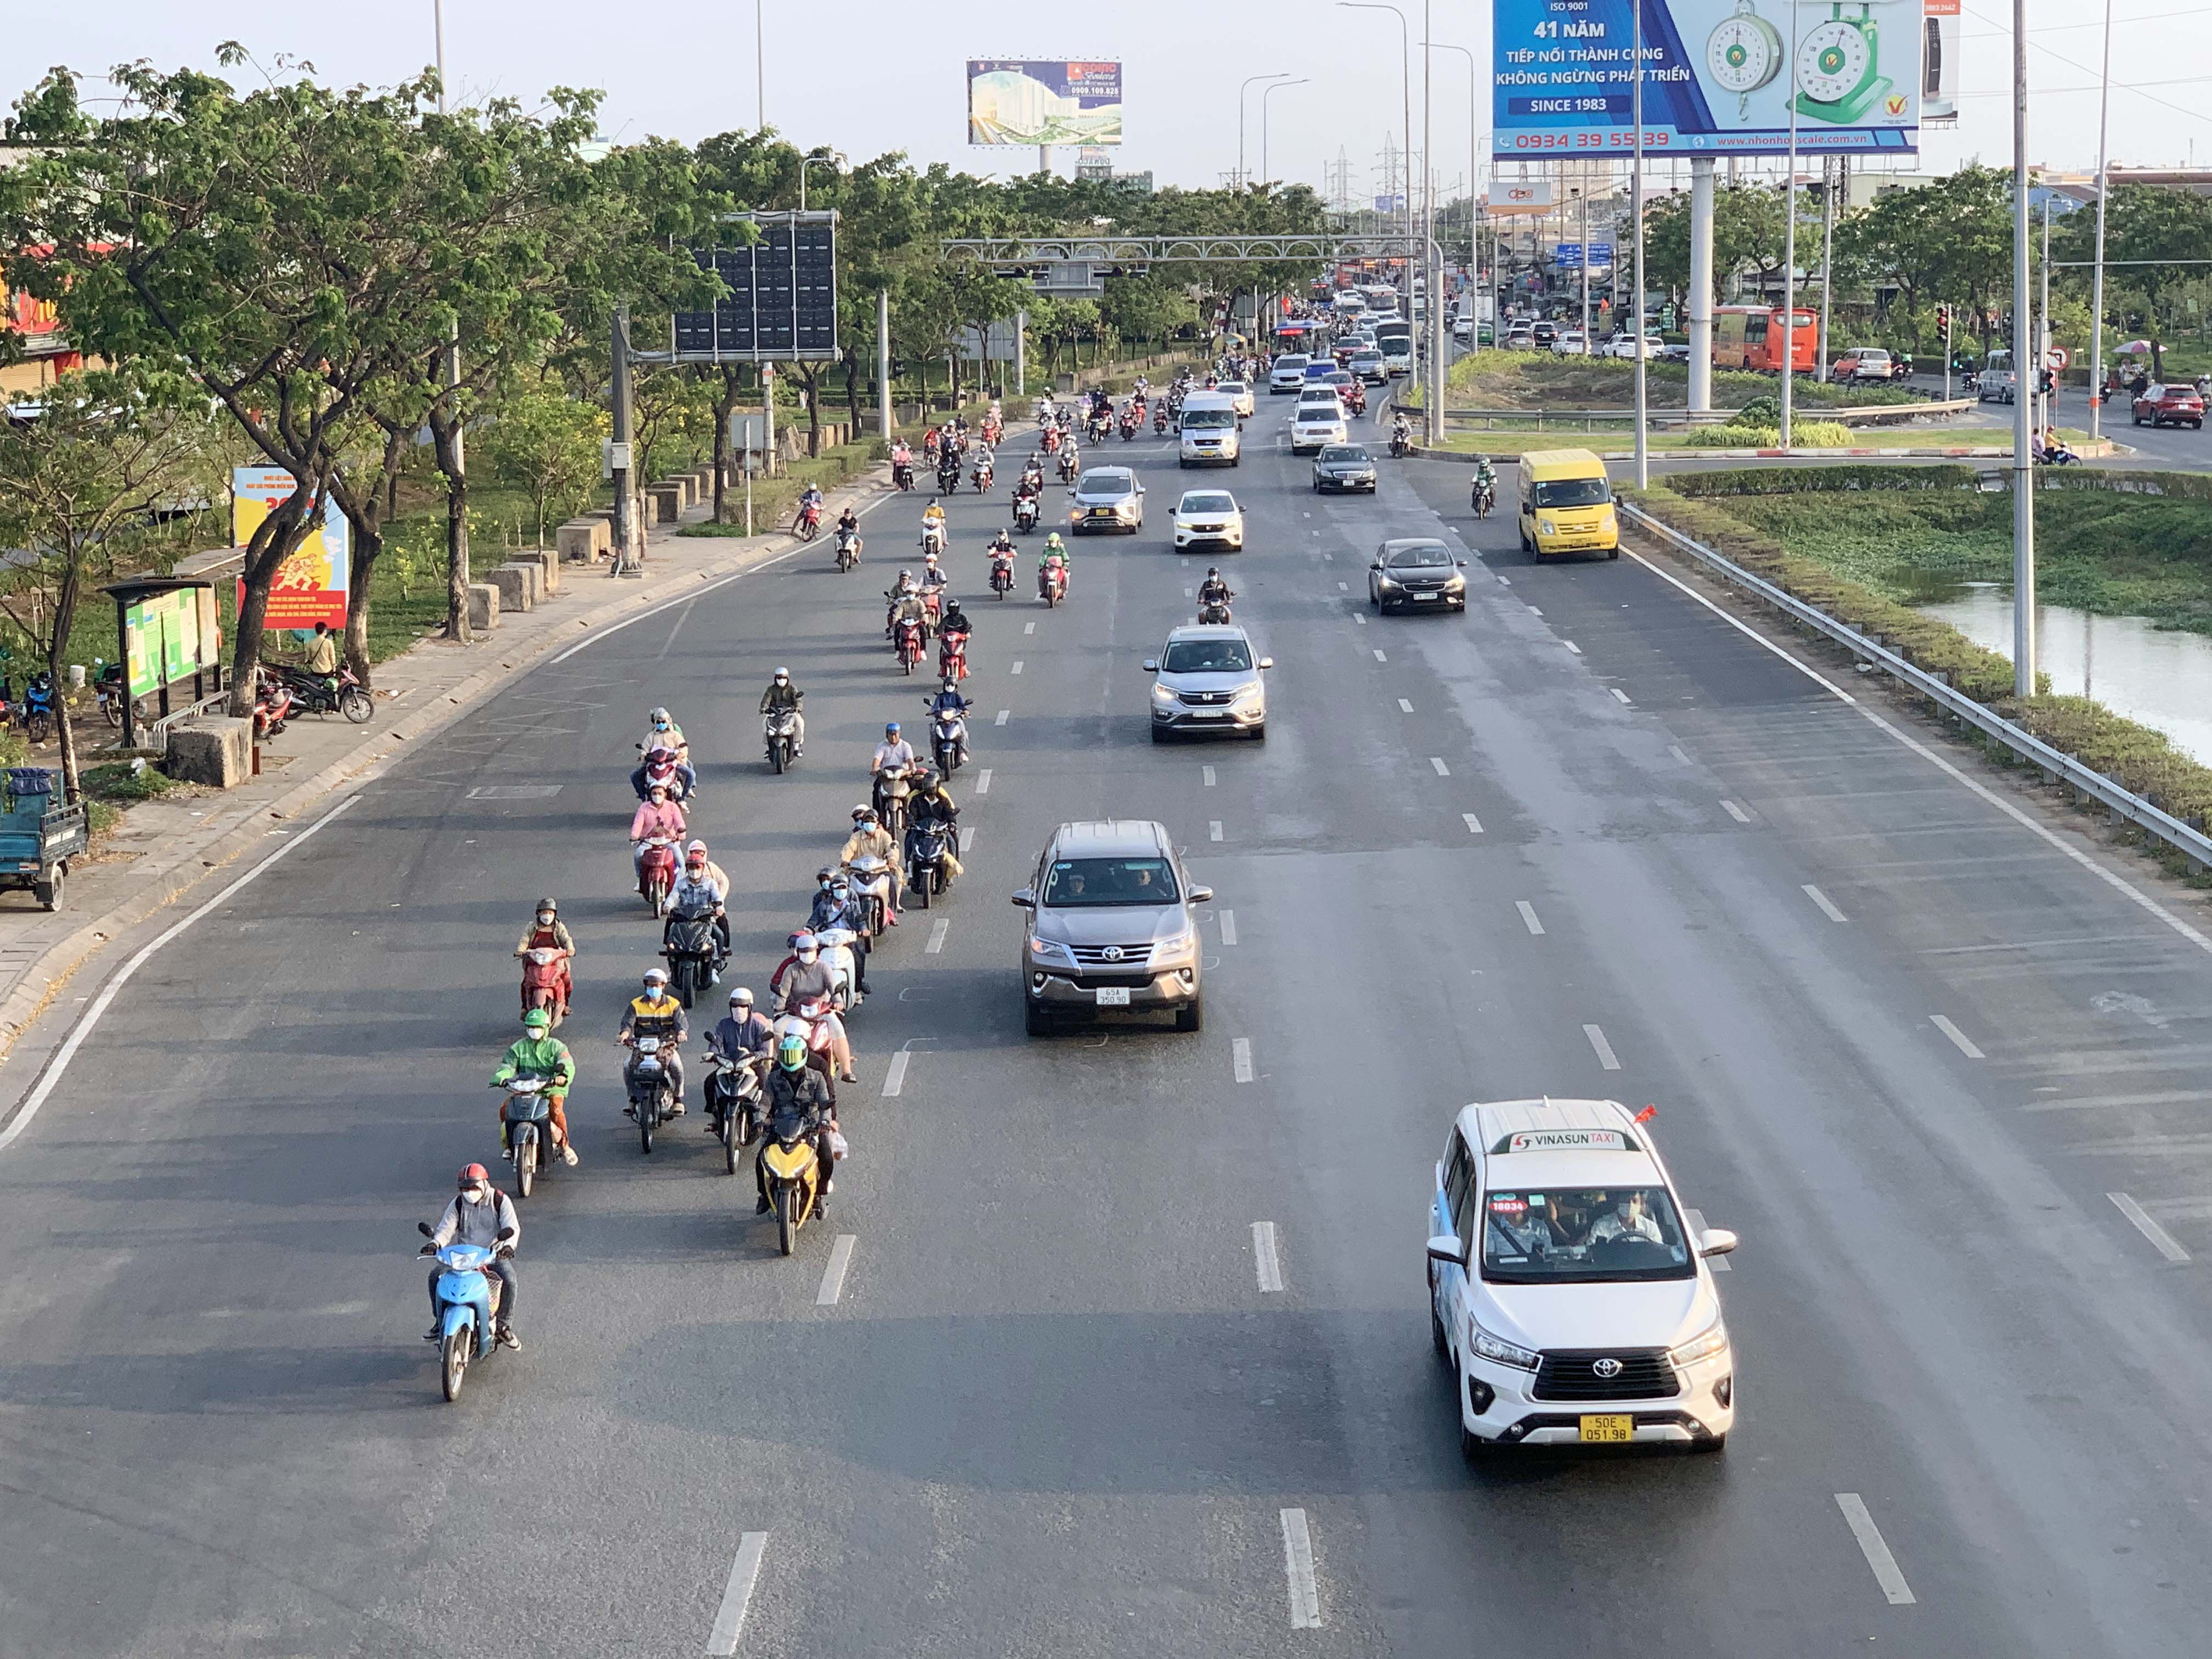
[1534,477,1612,509]
[1384,542,1451,569]
[1480,1186,1695,1284]
[1042,856,1180,907]
[1162,637,1254,674]
[1079,473,1132,499]
[1319,445,1370,462]
[1181,493,1236,514]
[1182,408,1235,429]
[1219,382,1247,394]
[1275,356,1310,372]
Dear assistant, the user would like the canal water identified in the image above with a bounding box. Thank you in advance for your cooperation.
[1916,583,2212,765]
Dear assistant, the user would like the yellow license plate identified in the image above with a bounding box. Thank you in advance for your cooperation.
[1579,1414,1634,1443]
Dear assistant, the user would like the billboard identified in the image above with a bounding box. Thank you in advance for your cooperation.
[1921,0,1958,125]
[1486,180,1556,215]
[967,60,1123,146]
[672,211,838,364]
[231,467,349,630]
[1493,0,1921,157]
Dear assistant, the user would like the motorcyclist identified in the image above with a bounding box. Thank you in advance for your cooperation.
[987,526,1015,559]
[794,482,825,529]
[920,501,946,541]
[490,1007,579,1166]
[629,783,687,877]
[1391,413,1412,452]
[1039,532,1070,594]
[755,1031,839,1219]
[938,597,974,642]
[640,706,687,765]
[906,765,963,881]
[1019,456,1045,495]
[871,723,918,822]
[834,505,863,557]
[759,667,804,758]
[422,1164,522,1347]
[1198,567,1233,611]
[919,551,949,594]
[620,966,689,1113]
[840,804,901,924]
[712,987,777,1069]
[669,842,730,978]
[777,933,858,1082]
[808,870,873,995]
[1472,454,1497,511]
[512,897,575,1020]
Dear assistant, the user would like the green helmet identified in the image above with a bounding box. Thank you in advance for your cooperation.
[777,1032,808,1070]
[522,1008,552,1033]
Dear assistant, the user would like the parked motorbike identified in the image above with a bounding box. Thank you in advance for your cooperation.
[930,703,968,775]
[636,834,679,916]
[1039,554,1068,608]
[834,526,861,572]
[796,500,823,541]
[760,1119,825,1256]
[662,902,719,1009]
[704,1052,763,1175]
[624,1034,678,1154]
[1013,494,1039,533]
[272,661,374,724]
[520,947,566,1025]
[250,670,293,740]
[938,628,969,684]
[907,821,953,908]
[764,706,800,774]
[894,616,926,676]
[19,672,57,746]
[990,551,1015,598]
[495,1076,557,1199]
[873,766,913,840]
[419,1221,515,1402]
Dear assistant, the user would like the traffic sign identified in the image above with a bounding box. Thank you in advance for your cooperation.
[2046,346,2069,371]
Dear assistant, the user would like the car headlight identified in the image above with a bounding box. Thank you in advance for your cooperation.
[1539,518,1557,536]
[1151,684,1178,706]
[1029,937,1075,966]
[1148,928,1196,964]
[1232,683,1265,707]
[1444,574,1466,591]
[1378,574,1401,589]
[1668,1319,1730,1368]
[1470,1319,1539,1371]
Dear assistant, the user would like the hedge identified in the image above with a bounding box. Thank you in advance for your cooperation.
[1670,463,1983,497]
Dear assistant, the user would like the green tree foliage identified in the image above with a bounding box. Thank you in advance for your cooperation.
[482,388,610,546]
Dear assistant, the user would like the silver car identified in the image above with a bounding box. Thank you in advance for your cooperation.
[1070,466,1144,534]
[1146,623,1271,742]
[1015,819,1212,1034]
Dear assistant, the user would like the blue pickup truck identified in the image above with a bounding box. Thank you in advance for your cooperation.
[1,768,89,911]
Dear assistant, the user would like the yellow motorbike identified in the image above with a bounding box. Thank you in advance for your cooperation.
[760,1125,824,1256]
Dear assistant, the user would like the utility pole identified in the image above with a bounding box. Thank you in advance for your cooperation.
[1632,0,1649,489]
[433,0,470,618]
[1818,155,1836,377]
[1578,175,1591,349]
[2088,0,2113,442]
[611,302,638,577]
[1688,155,1714,412]
[1422,0,1443,448]
[877,288,893,438]
[1239,75,1293,194]
[2039,198,2052,447]
[755,0,765,130]
[1780,2,1802,448]
[2011,0,2036,697]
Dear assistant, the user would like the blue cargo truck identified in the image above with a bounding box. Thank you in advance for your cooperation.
[1,769,89,911]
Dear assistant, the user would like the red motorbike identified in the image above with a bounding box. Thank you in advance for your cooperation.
[252,669,294,739]
[938,629,969,682]
[1041,425,1061,454]
[894,617,926,675]
[796,500,823,541]
[636,835,678,916]
[921,588,944,630]
[990,552,1015,599]
[521,947,568,1025]
[639,747,690,801]
[1039,555,1068,607]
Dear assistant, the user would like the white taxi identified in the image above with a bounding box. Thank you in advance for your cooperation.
[1169,489,1244,551]
[1425,1098,1737,1454]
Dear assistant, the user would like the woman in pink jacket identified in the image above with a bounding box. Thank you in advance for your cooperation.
[629,783,687,874]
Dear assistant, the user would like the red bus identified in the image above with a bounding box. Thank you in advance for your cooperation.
[1712,306,1819,374]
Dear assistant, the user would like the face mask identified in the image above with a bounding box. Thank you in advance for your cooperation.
[464,1186,488,1204]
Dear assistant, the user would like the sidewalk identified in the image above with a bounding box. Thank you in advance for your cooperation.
[0,464,890,1075]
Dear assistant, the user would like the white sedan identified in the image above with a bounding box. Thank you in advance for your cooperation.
[1170,489,1244,551]
[1602,334,1664,360]
[1218,380,1256,418]
[1550,330,1590,357]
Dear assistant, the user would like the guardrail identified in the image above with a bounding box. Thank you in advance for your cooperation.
[1439,398,1977,432]
[1618,501,2212,874]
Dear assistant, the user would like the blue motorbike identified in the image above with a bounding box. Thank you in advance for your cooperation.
[20,673,56,747]
[418,1221,514,1402]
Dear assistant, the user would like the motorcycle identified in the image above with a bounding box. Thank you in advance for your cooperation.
[907,820,954,909]
[1013,494,1040,533]
[936,464,962,496]
[1087,413,1109,444]
[921,521,946,557]
[873,765,913,840]
[759,1116,825,1256]
[2037,443,2081,467]
[19,672,57,746]
[1153,407,1169,435]
[1041,425,1061,455]
[990,551,1015,599]
[796,500,823,541]
[1471,477,1496,518]
[520,947,566,1025]
[1058,449,1080,484]
[834,526,861,572]
[894,616,926,675]
[843,853,894,936]
[930,703,968,775]
[273,661,374,724]
[636,834,679,916]
[93,659,145,731]
[921,588,944,630]
[250,670,292,741]
[938,629,970,684]
[1198,598,1232,625]
[813,926,861,1013]
[624,1033,678,1154]
[1119,416,1138,443]
[971,461,994,495]
[419,1221,515,1402]
[495,1076,557,1199]
[662,901,719,1010]
[1389,428,1412,458]
[893,459,915,491]
[704,1052,763,1175]
[764,706,800,774]
[1039,554,1068,608]
[637,746,691,802]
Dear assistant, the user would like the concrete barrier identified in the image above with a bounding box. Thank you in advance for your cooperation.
[166,718,253,788]
[556,518,608,563]
[467,584,500,631]
[645,483,682,524]
[488,562,538,613]
[511,549,560,595]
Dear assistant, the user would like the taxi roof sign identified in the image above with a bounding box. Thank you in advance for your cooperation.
[1495,1128,1635,1155]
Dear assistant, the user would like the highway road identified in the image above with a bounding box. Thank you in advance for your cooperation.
[3,383,2211,1657]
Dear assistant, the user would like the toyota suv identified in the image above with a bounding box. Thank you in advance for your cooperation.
[1144,623,1271,742]
[1426,1097,1738,1455]
[1014,820,1211,1035]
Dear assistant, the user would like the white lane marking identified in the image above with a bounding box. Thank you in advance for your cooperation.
[1527,605,1543,617]
[1353,613,1367,625]
[1564,640,1582,655]
[1670,744,1693,765]
[1610,687,1632,706]
[705,1531,770,1654]
[881,1052,910,1097]
[1429,757,1451,776]
[1626,545,2212,959]
[1683,1208,1731,1271]
[1720,799,1752,823]
[1184,586,1194,597]
[925,919,950,954]
[995,709,1009,726]
[2109,1192,2191,1262]
[548,546,803,667]
[975,769,992,795]
[1203,765,1217,787]
[815,1235,857,1305]
[1397,698,1415,713]
[1373,650,1387,662]
[1497,574,1512,586]
[1210,821,1224,842]
[1,794,360,1154]
[1024,620,1035,634]
[1803,884,1849,923]
[1280,1509,1323,1629]
[958,826,975,853]
[1930,1015,1985,1060]
[1462,812,1484,834]
[1253,1221,1285,1293]
[1009,659,1024,675]
[1336,581,1348,591]
[1833,1495,1917,1606]
[1516,901,1545,936]
[656,597,696,658]
[1583,1023,1622,1071]
[1220,909,1238,946]
[1233,1039,1255,1083]
[2022,1089,2212,1114]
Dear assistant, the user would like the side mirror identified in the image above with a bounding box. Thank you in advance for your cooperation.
[495,1226,517,1242]
[1257,657,1274,670]
[1011,889,1035,909]
[1454,558,1466,568]
[1697,1228,1739,1259]
[1142,659,1160,673]
[1370,560,1385,571]
[418,1221,436,1237]
[1426,1233,1468,1268]
[1188,885,1215,903]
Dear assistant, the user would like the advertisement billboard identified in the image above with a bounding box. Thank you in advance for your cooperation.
[967,60,1124,146]
[1493,0,1922,157]
[230,467,350,630]
[1920,0,1958,125]
[1486,180,1557,215]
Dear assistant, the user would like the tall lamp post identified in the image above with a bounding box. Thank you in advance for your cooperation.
[1339,3,1414,283]
[432,1,475,607]
[2011,0,2036,695]
[1778,0,1802,450]
[1423,38,1481,352]
[2087,0,2113,443]
[1632,0,1649,488]
[1261,78,1308,189]
[799,149,846,211]
[1239,74,1293,191]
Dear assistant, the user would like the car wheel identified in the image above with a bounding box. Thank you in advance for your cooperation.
[1175,996,1203,1033]
[1024,1000,1054,1037]
[1150,725,1170,744]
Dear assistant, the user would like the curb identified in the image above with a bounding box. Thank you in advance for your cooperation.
[1404,443,2100,464]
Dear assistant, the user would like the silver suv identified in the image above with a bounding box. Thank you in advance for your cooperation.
[1015,820,1212,1034]
[1145,624,1271,742]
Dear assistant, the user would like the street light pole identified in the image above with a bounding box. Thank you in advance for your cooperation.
[1632,0,1649,488]
[1239,74,1293,191]
[1340,3,1413,289]
[756,0,766,132]
[1261,79,1308,189]
[432,1,469,613]
[2087,0,2113,442]
[1423,40,1480,356]
[2011,0,2036,697]
[1779,0,1801,449]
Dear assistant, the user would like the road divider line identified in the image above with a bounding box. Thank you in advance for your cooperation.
[974,769,992,795]
[705,1531,770,1654]
[1610,687,1632,706]
[1210,821,1224,842]
[1374,650,1387,662]
[1683,1208,1730,1270]
[1203,765,1217,787]
[1010,660,1024,675]
[925,919,950,955]
[1353,614,1367,625]
[1930,1015,1984,1059]
[1462,812,1484,834]
[1670,744,1693,765]
[1803,884,1848,923]
[1497,574,1512,586]
[1397,698,1415,713]
[995,709,1009,726]
[1720,799,1752,823]
[1336,581,1348,591]
[1220,909,1238,946]
[1565,640,1583,655]
[1253,1221,1285,1293]
[1184,586,1194,597]
[1516,901,1545,936]
[1833,1495,1917,1606]
[2109,1192,2191,1262]
[1429,757,1451,776]
[1024,621,1035,635]
[1583,1023,1622,1071]
[958,827,975,853]
[815,1235,857,1305]
[1527,605,1542,617]
[1280,1509,1322,1629]
[882,1052,910,1097]
[1233,1038,1255,1083]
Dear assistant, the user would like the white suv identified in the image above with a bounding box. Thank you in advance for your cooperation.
[1426,1097,1737,1455]
[1268,355,1312,394]
[1290,399,1349,455]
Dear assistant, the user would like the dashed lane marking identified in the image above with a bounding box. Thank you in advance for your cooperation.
[1220,909,1238,945]
[1610,687,1632,706]
[705,1532,770,1654]
[1397,698,1414,713]
[995,709,1009,726]
[815,1235,857,1305]
[925,919,950,954]
[974,769,991,795]
[2109,1192,2192,1262]
[1210,821,1224,841]
[1373,650,1387,662]
[1429,757,1451,776]
[881,1052,910,1097]
[1462,812,1483,834]
[1253,1221,1285,1293]
[1203,765,1216,787]
[1930,1015,1984,1060]
[1281,1509,1322,1629]
[1516,901,1544,936]
[1233,1039,1255,1083]
[1010,660,1023,675]
[1720,799,1751,823]
[1833,1495,1917,1606]
[1564,640,1582,655]
[1583,1023,1622,1070]
[1803,884,1848,923]
[958,827,975,854]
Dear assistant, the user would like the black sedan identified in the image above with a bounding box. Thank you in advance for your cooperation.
[1369,537,1468,613]
[1312,443,1379,494]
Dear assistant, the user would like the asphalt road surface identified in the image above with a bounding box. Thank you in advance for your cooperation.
[4,386,2211,1658]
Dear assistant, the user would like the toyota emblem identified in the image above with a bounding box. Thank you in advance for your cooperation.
[1593,1357,1623,1379]
[1101,946,1124,962]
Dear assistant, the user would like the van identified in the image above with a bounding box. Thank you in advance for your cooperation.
[1516,449,1618,560]
[1978,348,2018,405]
[1177,392,1241,467]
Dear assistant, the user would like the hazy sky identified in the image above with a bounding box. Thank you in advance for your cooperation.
[12,1,2211,197]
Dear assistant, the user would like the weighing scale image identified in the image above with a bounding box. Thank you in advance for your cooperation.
[1703,0,1898,126]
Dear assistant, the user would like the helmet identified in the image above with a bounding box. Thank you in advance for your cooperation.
[685,845,707,867]
[521,1008,552,1033]
[646,782,669,799]
[1207,567,1220,578]
[458,1163,490,1187]
[924,551,939,566]
[643,967,669,988]
[913,766,937,790]
[730,986,754,1008]
[773,667,789,682]
[897,568,912,582]
[885,721,901,737]
[777,1032,808,1070]
[851,803,873,822]
[650,707,670,726]
[535,896,557,916]
[793,932,819,958]
[816,866,836,886]
[687,839,708,857]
